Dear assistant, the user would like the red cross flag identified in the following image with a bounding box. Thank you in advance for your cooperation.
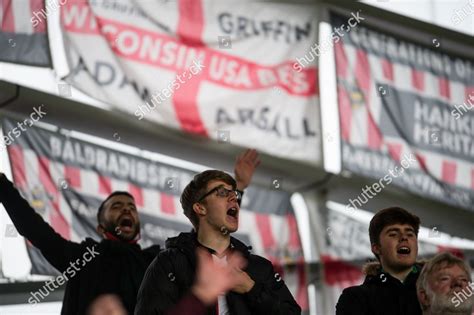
[60,0,320,164]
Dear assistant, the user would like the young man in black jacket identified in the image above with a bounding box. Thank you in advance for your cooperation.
[134,170,301,315]
[336,207,423,315]
[0,149,259,315]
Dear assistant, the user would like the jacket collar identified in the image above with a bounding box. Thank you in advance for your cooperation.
[103,231,141,244]
[363,260,426,276]
[165,232,252,266]
[362,260,425,285]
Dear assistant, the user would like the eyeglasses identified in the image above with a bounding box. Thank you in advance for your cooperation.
[197,185,241,202]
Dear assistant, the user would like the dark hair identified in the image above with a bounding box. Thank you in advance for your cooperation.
[97,191,135,224]
[180,170,236,229]
[369,207,420,258]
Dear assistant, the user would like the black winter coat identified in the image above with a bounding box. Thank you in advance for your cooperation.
[336,261,423,315]
[0,174,161,315]
[134,232,301,315]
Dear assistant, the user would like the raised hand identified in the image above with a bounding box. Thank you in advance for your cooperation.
[234,149,260,191]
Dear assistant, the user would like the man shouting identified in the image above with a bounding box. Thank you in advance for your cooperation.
[135,169,300,314]
[0,149,260,314]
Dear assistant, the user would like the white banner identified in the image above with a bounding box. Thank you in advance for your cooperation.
[60,0,320,165]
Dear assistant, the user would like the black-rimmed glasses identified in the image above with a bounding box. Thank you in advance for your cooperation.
[197,185,241,202]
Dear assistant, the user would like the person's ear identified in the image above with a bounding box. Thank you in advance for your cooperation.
[371,243,381,256]
[417,288,430,309]
[193,203,206,215]
[96,224,106,236]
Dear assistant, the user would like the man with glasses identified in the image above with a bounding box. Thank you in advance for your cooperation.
[0,149,259,315]
[134,170,301,315]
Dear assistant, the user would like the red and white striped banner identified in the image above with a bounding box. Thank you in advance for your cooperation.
[333,13,474,211]
[0,0,50,66]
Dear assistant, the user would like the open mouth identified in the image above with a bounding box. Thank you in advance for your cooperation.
[226,207,238,222]
[397,246,411,255]
[118,217,134,232]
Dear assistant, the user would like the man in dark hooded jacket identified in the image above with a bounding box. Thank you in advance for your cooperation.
[336,207,423,315]
[0,149,259,315]
[135,169,300,315]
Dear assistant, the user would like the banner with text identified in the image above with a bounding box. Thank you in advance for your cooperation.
[60,0,320,165]
[333,13,474,211]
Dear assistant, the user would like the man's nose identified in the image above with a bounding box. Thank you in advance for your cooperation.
[452,278,464,289]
